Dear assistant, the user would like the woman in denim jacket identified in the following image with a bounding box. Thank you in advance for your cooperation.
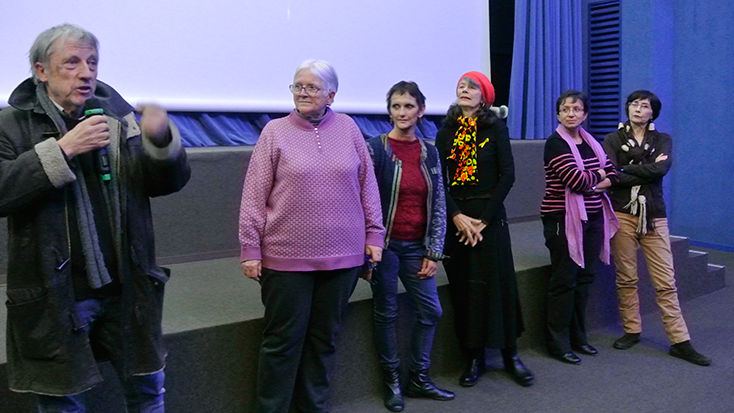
[366,81,453,412]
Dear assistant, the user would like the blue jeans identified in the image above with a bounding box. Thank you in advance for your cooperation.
[37,296,165,413]
[369,239,442,371]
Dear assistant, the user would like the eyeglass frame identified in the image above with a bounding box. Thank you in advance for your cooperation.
[629,101,652,110]
[289,84,324,96]
[558,106,586,115]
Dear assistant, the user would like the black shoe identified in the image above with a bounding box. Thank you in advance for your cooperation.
[669,341,711,366]
[459,357,486,387]
[572,344,598,356]
[406,369,455,400]
[501,349,535,387]
[382,368,404,412]
[554,352,581,365]
[613,333,641,350]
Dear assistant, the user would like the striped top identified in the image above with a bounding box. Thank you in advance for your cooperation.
[541,132,617,217]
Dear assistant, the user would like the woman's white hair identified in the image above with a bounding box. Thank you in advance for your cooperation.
[294,59,339,94]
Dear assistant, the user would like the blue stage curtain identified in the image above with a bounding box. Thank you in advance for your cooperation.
[168,112,274,147]
[508,0,583,140]
[169,112,442,147]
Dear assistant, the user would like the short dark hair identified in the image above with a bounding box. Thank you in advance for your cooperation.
[386,81,426,113]
[625,90,662,121]
[556,90,589,115]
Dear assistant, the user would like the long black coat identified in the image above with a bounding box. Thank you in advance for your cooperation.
[435,115,524,349]
[0,79,190,395]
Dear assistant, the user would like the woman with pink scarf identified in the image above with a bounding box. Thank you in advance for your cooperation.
[540,90,619,365]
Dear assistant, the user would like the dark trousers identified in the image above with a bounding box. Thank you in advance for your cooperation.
[542,214,604,355]
[37,296,165,413]
[257,266,359,413]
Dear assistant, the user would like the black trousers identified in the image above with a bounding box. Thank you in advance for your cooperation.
[257,266,359,413]
[542,213,603,355]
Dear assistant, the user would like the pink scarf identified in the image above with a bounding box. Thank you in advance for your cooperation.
[555,124,619,268]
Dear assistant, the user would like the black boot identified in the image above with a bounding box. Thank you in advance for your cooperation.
[406,369,455,401]
[459,352,486,387]
[613,333,641,350]
[382,368,404,412]
[501,347,535,387]
[669,340,712,366]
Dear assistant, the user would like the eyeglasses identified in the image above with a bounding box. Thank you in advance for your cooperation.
[289,84,323,96]
[559,107,585,115]
[629,101,651,110]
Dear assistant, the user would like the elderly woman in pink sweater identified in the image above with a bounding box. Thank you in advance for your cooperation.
[238,59,385,413]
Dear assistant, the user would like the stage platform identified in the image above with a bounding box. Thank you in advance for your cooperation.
[0,220,726,412]
[0,141,728,411]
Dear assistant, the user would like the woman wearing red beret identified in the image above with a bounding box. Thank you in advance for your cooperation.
[435,71,534,388]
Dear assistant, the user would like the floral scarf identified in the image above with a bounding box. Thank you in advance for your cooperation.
[448,116,478,186]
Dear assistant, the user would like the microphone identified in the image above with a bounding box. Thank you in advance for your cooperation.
[83,98,111,182]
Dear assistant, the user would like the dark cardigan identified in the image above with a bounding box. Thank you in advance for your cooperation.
[603,124,672,219]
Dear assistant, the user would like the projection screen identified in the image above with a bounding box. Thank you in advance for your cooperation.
[1,0,490,115]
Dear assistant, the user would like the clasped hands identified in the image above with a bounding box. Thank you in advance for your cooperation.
[453,213,485,247]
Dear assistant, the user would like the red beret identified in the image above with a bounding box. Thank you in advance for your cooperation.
[457,71,495,106]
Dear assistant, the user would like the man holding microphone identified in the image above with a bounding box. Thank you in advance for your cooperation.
[0,24,190,412]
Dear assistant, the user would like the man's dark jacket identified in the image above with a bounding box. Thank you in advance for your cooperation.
[0,78,191,395]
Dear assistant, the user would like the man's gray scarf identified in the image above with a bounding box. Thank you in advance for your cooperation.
[36,83,120,289]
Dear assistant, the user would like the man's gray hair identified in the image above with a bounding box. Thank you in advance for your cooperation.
[294,59,339,94]
[29,23,99,83]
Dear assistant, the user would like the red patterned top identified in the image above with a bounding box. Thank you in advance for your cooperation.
[388,137,427,240]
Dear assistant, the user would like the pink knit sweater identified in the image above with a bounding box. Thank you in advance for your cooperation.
[238,109,385,271]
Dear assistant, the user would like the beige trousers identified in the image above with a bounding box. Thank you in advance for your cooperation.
[610,213,690,344]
